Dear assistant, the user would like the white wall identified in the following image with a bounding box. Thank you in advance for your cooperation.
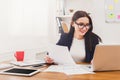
[0,0,50,61]
[48,0,61,44]
[0,0,50,53]
[49,0,120,44]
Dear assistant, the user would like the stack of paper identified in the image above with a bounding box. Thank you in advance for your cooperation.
[0,64,13,70]
[10,60,45,67]
[44,64,94,75]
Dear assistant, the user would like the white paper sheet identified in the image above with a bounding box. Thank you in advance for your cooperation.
[44,64,94,75]
[10,60,45,67]
[0,64,13,70]
[47,44,76,65]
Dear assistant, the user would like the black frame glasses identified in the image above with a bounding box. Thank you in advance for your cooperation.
[75,21,91,29]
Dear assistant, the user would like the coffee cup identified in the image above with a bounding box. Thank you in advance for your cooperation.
[14,51,24,61]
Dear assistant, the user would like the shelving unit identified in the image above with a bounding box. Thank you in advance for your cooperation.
[56,15,72,18]
[56,0,72,34]
[56,0,74,18]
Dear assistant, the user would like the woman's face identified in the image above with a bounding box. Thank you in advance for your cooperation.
[72,17,90,36]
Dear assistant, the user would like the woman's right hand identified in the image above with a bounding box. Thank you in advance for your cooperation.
[44,55,54,64]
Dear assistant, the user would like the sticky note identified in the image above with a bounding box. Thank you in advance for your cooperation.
[108,5,114,10]
[114,0,119,3]
[108,13,115,19]
[117,15,120,19]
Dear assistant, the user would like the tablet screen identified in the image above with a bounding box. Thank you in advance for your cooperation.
[0,68,40,76]
[4,68,37,74]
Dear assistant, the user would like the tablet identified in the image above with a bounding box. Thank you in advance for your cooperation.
[0,68,40,76]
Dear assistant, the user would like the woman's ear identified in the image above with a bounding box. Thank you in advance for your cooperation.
[71,21,75,27]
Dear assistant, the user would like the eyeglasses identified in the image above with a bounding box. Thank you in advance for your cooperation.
[75,21,91,29]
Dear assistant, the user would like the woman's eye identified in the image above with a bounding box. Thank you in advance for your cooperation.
[79,23,84,26]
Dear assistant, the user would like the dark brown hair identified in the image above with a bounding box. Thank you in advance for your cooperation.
[69,11,102,51]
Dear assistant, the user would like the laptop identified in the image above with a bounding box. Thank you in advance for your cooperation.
[92,44,120,71]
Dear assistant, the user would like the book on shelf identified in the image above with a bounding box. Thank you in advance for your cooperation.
[56,17,64,34]
[56,17,69,34]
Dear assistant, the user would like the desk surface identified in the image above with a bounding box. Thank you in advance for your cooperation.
[0,68,120,80]
[0,61,120,80]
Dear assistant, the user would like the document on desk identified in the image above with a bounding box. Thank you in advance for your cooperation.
[47,44,76,65]
[10,60,45,67]
[44,64,94,75]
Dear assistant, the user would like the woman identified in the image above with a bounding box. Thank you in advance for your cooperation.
[45,10,102,64]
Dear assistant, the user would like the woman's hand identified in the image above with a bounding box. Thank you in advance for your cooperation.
[44,55,54,64]
[90,59,93,64]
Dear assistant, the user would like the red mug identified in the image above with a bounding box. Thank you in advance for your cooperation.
[14,51,24,61]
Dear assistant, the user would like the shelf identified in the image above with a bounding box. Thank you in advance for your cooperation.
[56,15,72,18]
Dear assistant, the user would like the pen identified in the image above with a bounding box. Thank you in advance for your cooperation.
[32,63,46,67]
[46,52,49,55]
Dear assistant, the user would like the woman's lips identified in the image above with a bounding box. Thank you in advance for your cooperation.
[79,29,85,33]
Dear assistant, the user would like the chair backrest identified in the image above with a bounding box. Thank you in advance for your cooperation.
[61,21,69,33]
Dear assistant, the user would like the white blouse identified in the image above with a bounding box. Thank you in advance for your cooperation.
[70,38,85,63]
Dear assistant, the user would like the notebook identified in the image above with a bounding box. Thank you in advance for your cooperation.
[91,44,120,71]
